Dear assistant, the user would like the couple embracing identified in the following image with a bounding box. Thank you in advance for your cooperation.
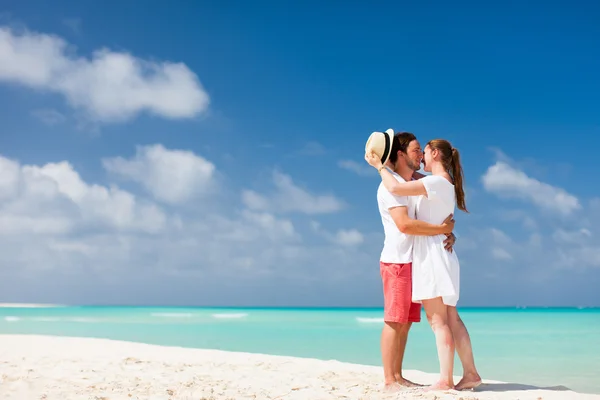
[364,129,482,392]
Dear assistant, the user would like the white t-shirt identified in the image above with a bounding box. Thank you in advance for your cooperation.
[377,170,416,263]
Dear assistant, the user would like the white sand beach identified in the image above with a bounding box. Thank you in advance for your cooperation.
[0,335,596,400]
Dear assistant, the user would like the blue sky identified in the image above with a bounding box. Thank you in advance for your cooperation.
[0,1,598,307]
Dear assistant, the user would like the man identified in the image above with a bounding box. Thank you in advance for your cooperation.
[376,131,456,390]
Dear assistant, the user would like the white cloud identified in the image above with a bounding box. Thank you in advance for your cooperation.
[482,161,580,215]
[0,155,166,235]
[241,190,270,210]
[102,144,216,204]
[488,148,549,178]
[488,228,513,260]
[309,220,365,247]
[0,26,208,122]
[334,229,364,246]
[552,228,592,244]
[239,210,299,242]
[0,147,376,307]
[555,246,600,270]
[242,171,345,214]
[2,146,599,306]
[491,247,512,261]
[460,212,600,273]
[490,228,512,244]
[338,160,374,177]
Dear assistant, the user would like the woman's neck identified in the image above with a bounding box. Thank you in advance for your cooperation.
[431,162,451,180]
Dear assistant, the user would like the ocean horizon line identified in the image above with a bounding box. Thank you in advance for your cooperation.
[1,303,598,310]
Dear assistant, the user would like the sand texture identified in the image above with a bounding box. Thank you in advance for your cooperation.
[0,335,596,400]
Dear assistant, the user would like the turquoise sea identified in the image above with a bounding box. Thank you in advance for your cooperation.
[1,306,599,394]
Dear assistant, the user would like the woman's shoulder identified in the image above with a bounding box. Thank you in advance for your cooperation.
[422,174,453,184]
[420,174,455,202]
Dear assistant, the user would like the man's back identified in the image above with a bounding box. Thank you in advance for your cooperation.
[377,171,416,264]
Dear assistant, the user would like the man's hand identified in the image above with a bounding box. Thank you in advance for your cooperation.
[441,214,455,234]
[444,232,456,253]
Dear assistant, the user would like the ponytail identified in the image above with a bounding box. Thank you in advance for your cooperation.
[451,148,468,213]
[426,139,468,213]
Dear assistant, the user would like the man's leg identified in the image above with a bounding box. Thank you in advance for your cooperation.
[381,321,402,387]
[447,306,481,390]
[380,261,413,390]
[394,322,414,384]
[394,298,422,385]
[422,297,455,390]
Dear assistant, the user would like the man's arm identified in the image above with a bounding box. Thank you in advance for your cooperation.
[444,233,456,252]
[390,206,454,236]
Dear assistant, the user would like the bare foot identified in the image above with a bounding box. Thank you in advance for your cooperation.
[425,380,454,392]
[383,382,405,393]
[395,376,422,387]
[455,373,482,391]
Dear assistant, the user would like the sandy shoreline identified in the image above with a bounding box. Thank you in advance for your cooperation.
[0,335,596,400]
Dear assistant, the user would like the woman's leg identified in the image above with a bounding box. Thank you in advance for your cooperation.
[422,297,455,389]
[447,306,482,390]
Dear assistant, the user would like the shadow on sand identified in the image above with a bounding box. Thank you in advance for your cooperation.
[475,383,571,393]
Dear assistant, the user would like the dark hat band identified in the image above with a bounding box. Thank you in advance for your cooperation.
[381,131,391,163]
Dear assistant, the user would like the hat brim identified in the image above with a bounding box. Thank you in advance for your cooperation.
[365,129,394,165]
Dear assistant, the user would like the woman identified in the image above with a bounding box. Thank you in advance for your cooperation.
[366,139,482,391]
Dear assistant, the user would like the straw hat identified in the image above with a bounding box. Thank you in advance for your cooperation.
[365,129,394,165]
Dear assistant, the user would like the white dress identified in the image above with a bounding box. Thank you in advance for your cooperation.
[412,175,460,306]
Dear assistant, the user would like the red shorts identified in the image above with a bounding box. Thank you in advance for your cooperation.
[380,262,421,323]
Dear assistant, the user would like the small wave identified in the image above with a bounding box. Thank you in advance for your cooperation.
[151,313,194,318]
[356,317,384,323]
[4,316,20,322]
[212,313,248,319]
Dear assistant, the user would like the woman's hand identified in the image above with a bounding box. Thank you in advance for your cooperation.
[365,151,383,169]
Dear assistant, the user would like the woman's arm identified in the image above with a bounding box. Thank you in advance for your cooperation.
[365,151,428,197]
[379,168,428,197]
